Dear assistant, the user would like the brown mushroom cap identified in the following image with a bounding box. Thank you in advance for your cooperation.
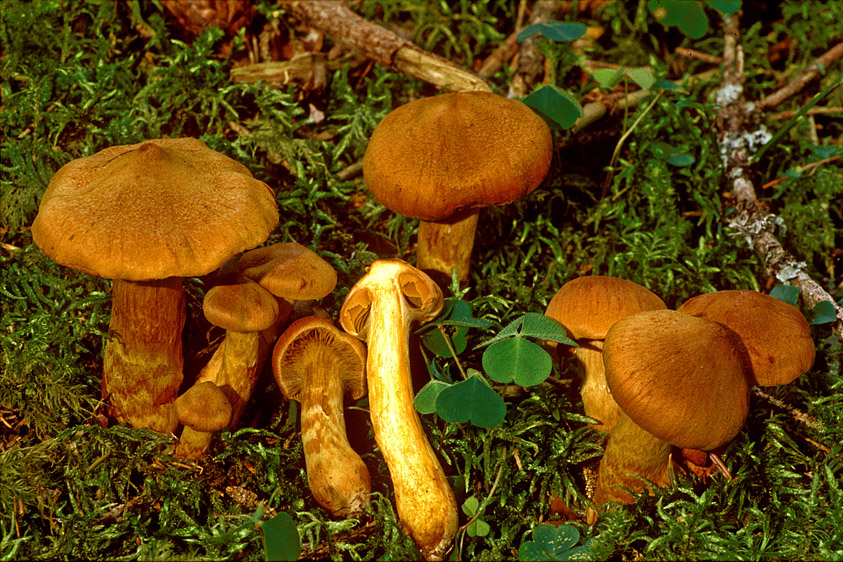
[175,381,233,432]
[203,278,280,332]
[545,276,667,340]
[603,309,750,451]
[238,242,337,300]
[272,316,367,402]
[677,290,815,386]
[31,138,279,281]
[362,91,553,221]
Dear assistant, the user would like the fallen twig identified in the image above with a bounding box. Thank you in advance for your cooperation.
[758,41,843,109]
[715,16,843,336]
[286,0,491,92]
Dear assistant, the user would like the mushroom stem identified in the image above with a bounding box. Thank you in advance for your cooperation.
[175,427,214,460]
[591,413,672,511]
[103,277,184,433]
[299,344,371,517]
[416,208,479,285]
[341,260,457,561]
[213,330,267,427]
[576,340,622,432]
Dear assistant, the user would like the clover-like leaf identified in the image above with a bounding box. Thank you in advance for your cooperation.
[708,0,741,15]
[435,374,506,428]
[260,512,301,562]
[770,285,799,306]
[648,0,708,39]
[517,21,587,42]
[810,300,837,325]
[626,68,655,91]
[592,67,625,89]
[522,85,584,129]
[482,338,553,387]
[414,380,449,415]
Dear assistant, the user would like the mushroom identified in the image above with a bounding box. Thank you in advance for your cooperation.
[339,259,457,561]
[174,381,233,460]
[677,290,815,386]
[272,316,370,517]
[590,310,750,520]
[362,91,553,285]
[194,242,338,421]
[544,276,666,432]
[30,138,278,433]
[202,276,281,428]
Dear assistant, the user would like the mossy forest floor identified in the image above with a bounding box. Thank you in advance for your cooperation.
[2,1,843,560]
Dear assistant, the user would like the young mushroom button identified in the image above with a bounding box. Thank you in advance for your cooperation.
[590,310,751,521]
[272,316,370,518]
[174,381,233,461]
[544,276,666,432]
[339,259,457,561]
[30,138,278,433]
[363,91,553,285]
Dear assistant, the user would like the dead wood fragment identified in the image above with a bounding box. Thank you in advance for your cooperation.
[287,1,491,92]
[715,16,843,336]
[758,41,843,109]
[507,0,558,98]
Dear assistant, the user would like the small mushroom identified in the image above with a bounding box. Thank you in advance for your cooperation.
[339,259,457,561]
[174,381,233,460]
[544,276,666,432]
[30,138,278,432]
[677,290,815,386]
[363,91,553,285]
[589,310,750,521]
[273,316,370,517]
[237,242,338,302]
[202,276,281,427]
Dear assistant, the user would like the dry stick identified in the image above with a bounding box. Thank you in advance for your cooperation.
[716,15,843,336]
[758,41,843,109]
[768,106,843,119]
[507,0,558,98]
[286,0,491,93]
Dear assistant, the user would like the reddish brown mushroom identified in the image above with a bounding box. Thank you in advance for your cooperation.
[30,138,278,433]
[363,91,553,284]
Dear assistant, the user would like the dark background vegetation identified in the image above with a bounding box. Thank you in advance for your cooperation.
[1,0,842,559]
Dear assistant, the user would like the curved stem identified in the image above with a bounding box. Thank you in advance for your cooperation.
[299,343,371,517]
[591,413,671,516]
[576,340,621,432]
[365,276,457,560]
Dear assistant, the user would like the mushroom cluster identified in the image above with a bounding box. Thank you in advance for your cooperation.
[31,138,279,433]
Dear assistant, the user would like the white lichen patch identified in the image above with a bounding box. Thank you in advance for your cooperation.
[715,83,743,106]
[719,125,773,167]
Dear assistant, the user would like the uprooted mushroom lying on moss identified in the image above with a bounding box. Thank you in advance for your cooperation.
[339,259,457,561]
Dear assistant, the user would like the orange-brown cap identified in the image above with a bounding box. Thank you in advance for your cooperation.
[203,277,280,332]
[175,381,233,432]
[545,276,667,340]
[603,309,750,451]
[362,91,553,221]
[31,138,278,281]
[678,290,815,386]
[238,242,337,301]
[272,316,367,401]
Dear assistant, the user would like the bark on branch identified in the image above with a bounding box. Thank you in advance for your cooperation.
[715,16,843,336]
[287,1,491,92]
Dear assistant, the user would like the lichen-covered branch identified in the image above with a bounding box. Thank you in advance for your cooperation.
[715,16,843,336]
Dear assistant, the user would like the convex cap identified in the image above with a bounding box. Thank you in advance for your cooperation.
[32,138,279,281]
[603,309,750,451]
[363,91,553,221]
[678,290,815,386]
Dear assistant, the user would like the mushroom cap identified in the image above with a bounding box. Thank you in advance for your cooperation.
[362,91,553,221]
[31,138,279,281]
[175,381,233,432]
[238,242,337,300]
[204,277,280,332]
[545,276,667,340]
[603,309,750,451]
[272,316,367,402]
[339,259,444,341]
[677,290,815,386]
